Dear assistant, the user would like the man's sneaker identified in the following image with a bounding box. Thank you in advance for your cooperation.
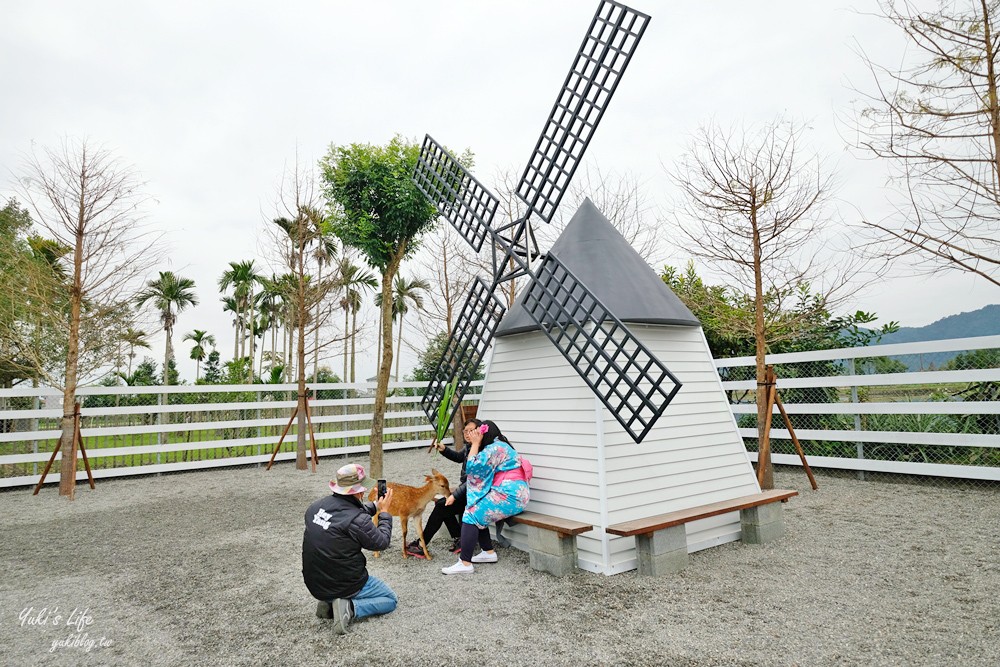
[316,600,333,619]
[405,541,427,559]
[441,560,475,575]
[471,550,498,563]
[449,537,462,554]
[495,534,512,548]
[331,598,353,635]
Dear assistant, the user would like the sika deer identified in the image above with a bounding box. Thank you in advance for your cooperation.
[368,469,451,560]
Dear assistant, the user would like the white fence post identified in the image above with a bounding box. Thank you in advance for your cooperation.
[847,358,865,481]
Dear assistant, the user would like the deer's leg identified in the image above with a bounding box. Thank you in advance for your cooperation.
[416,514,431,560]
[400,515,409,559]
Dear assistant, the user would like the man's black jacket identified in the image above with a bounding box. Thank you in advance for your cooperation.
[302,493,392,601]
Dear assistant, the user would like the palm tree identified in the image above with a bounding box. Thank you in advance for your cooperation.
[135,271,198,386]
[376,275,430,382]
[335,256,378,383]
[220,295,243,361]
[218,260,263,372]
[184,329,216,381]
[120,327,151,377]
[313,233,339,391]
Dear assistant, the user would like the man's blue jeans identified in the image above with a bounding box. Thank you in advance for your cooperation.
[349,574,397,619]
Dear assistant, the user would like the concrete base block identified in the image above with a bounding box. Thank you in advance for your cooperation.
[525,525,578,577]
[741,519,784,544]
[528,525,571,555]
[635,526,688,576]
[529,549,577,577]
[741,502,783,526]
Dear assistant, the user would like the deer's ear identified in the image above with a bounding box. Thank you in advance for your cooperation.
[431,468,440,476]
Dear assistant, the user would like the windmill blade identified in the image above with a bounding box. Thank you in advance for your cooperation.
[413,135,500,252]
[421,277,507,428]
[522,253,681,443]
[517,1,650,224]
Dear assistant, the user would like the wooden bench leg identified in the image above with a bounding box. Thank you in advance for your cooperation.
[740,503,784,544]
[526,526,577,577]
[635,525,688,576]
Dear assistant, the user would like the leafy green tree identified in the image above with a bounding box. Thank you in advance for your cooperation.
[184,329,216,381]
[320,136,439,477]
[135,271,198,386]
[201,350,223,384]
[410,331,485,383]
[0,199,66,386]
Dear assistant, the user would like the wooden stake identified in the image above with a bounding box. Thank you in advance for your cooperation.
[266,390,320,472]
[33,403,95,495]
[266,405,298,471]
[758,365,818,490]
[774,393,818,490]
[303,394,319,473]
[756,378,777,488]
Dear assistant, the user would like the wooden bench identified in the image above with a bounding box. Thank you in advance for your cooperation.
[605,489,798,576]
[507,512,593,577]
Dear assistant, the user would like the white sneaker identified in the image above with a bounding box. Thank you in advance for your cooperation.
[471,551,498,563]
[441,560,475,575]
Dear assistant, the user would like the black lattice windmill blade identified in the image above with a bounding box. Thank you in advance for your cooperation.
[413,0,680,443]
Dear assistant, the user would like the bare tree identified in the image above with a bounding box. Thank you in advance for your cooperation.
[850,0,1000,287]
[669,119,858,489]
[262,155,345,471]
[17,139,159,499]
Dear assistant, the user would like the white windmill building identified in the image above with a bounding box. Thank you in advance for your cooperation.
[477,199,762,574]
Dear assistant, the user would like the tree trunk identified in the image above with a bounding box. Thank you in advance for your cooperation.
[395,313,404,382]
[343,305,349,383]
[58,189,87,499]
[751,208,774,490]
[248,288,255,380]
[296,226,308,471]
[163,319,172,386]
[313,263,322,394]
[981,0,1000,185]
[350,308,358,383]
[370,242,407,479]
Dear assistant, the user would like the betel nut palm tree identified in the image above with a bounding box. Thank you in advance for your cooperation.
[184,329,216,381]
[135,271,198,386]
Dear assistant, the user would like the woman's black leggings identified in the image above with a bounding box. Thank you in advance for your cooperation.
[459,521,493,562]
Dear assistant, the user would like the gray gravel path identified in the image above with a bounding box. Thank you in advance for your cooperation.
[1,449,998,667]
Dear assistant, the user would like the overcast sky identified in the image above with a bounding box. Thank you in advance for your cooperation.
[3,0,996,383]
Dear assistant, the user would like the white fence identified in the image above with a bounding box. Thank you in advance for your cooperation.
[2,335,999,489]
[716,335,1000,483]
[0,382,483,489]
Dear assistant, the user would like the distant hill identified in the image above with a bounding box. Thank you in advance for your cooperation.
[878,304,1000,345]
[870,304,1000,370]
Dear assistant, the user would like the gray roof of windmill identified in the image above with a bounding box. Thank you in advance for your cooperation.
[495,198,701,337]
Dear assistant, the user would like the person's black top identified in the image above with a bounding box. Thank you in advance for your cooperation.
[440,443,471,503]
[302,493,392,601]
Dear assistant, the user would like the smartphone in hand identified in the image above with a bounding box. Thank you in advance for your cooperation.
[377,479,387,499]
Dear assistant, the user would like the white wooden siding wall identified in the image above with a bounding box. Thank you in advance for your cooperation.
[599,325,761,571]
[475,332,610,573]
[478,325,762,574]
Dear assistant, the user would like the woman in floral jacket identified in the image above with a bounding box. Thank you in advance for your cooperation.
[441,420,530,575]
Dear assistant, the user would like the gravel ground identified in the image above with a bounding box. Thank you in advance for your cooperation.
[1,449,998,667]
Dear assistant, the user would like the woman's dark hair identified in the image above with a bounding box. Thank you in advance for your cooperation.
[480,420,513,448]
[461,418,482,445]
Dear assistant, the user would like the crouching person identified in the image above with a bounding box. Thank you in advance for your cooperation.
[302,463,397,635]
